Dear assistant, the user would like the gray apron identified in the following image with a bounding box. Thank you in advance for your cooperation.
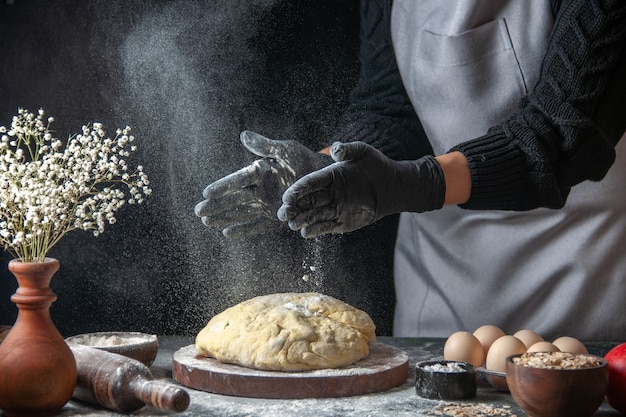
[391,0,626,340]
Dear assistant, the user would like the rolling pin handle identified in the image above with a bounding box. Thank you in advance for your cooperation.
[134,380,191,412]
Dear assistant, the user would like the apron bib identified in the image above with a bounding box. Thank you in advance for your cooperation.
[391,0,626,339]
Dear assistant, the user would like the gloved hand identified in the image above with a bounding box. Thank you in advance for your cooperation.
[277,141,446,238]
[194,131,330,238]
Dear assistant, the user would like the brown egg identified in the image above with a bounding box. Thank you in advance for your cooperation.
[473,325,505,359]
[486,335,526,373]
[513,329,543,349]
[552,336,588,354]
[443,331,485,368]
[526,341,561,353]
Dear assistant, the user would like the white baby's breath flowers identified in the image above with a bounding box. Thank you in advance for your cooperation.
[0,108,151,262]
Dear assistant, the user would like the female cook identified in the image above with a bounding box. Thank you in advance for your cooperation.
[196,0,626,340]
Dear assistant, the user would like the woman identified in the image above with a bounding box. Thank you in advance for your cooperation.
[197,0,626,340]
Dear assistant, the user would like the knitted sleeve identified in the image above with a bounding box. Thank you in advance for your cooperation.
[451,0,626,210]
[330,0,433,161]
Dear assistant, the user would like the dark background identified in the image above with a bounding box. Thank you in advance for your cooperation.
[0,0,399,337]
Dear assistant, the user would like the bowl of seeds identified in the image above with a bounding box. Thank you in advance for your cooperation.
[506,351,608,417]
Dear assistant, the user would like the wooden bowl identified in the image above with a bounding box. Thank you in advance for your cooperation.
[506,353,609,417]
[66,331,158,367]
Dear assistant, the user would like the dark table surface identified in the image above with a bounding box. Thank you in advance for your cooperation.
[46,337,623,416]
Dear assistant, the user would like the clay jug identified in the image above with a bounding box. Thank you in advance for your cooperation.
[0,257,77,417]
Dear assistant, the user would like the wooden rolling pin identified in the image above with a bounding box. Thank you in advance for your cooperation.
[70,344,190,413]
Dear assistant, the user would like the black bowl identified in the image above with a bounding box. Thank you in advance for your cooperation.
[415,359,477,400]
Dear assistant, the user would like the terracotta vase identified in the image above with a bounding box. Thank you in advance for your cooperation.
[0,257,77,417]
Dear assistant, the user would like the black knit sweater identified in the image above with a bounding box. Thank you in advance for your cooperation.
[330,0,626,211]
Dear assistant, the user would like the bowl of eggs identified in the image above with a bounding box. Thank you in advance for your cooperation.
[443,325,590,391]
[66,331,159,367]
[506,351,608,417]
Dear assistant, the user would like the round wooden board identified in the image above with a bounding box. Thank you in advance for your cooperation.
[172,342,409,399]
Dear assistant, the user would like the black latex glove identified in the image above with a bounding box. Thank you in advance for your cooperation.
[194,131,330,238]
[277,141,446,238]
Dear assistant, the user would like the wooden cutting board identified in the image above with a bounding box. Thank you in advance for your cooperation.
[172,342,409,399]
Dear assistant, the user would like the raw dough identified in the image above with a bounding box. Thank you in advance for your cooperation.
[195,292,376,371]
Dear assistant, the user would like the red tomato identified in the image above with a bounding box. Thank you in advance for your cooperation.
[605,342,626,413]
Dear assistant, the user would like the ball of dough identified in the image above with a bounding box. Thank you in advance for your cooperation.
[195,292,376,371]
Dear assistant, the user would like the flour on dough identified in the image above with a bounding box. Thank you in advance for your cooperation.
[195,292,376,371]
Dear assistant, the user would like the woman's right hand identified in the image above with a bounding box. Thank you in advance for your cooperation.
[194,131,329,238]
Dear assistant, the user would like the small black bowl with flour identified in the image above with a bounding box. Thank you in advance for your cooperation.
[415,359,477,400]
